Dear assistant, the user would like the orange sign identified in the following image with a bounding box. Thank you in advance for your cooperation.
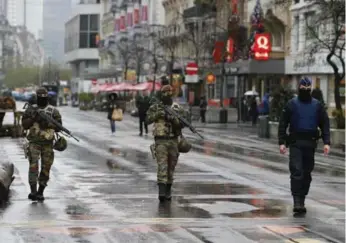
[206,74,216,84]
[253,33,271,61]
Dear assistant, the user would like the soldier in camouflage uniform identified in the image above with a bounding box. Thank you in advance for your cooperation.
[22,87,62,201]
[146,85,186,202]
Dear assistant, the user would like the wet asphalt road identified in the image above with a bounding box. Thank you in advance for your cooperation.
[0,105,345,243]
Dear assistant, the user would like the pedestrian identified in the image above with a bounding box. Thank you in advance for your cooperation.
[199,96,207,123]
[136,91,150,136]
[258,93,270,115]
[22,87,64,201]
[107,93,118,135]
[278,77,330,215]
[146,85,187,203]
[249,96,258,126]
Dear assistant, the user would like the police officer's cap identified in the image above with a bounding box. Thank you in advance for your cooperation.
[36,87,48,97]
[299,77,312,87]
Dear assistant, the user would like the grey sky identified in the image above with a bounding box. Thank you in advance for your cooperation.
[25,0,43,38]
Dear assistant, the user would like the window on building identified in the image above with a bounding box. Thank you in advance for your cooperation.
[305,12,319,40]
[80,15,89,31]
[89,33,98,48]
[79,32,88,48]
[89,14,99,31]
[294,16,299,51]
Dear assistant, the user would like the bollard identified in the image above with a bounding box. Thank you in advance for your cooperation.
[0,162,15,201]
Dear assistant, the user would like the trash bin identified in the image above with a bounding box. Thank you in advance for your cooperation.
[219,108,228,123]
[258,115,269,138]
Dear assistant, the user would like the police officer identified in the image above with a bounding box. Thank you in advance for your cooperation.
[22,87,63,201]
[278,77,330,214]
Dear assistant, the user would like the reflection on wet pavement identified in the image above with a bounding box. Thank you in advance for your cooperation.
[191,138,345,177]
[173,182,263,195]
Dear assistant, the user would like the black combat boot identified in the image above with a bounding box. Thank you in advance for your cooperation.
[165,184,172,201]
[293,196,306,214]
[28,184,37,201]
[36,185,46,201]
[158,183,166,203]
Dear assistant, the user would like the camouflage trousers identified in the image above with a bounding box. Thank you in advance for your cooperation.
[155,138,179,184]
[28,143,54,187]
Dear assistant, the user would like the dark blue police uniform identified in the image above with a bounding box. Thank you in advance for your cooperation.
[278,78,330,214]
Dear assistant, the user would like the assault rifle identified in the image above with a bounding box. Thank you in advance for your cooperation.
[151,98,204,139]
[23,103,79,142]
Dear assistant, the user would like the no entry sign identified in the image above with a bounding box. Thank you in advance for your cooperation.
[185,62,199,83]
[186,62,198,75]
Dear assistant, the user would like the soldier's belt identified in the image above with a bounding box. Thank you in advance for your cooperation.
[154,136,178,140]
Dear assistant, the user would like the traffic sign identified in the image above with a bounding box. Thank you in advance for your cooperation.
[186,62,198,75]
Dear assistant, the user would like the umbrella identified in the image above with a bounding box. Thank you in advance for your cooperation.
[48,91,56,96]
[244,90,258,96]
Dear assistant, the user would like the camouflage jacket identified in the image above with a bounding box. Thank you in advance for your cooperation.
[146,101,185,138]
[22,105,62,144]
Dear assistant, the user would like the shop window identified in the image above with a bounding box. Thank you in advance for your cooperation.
[80,15,89,31]
[89,32,98,48]
[208,84,215,99]
[315,77,320,88]
[79,32,88,48]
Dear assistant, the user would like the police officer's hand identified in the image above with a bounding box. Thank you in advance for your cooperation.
[323,144,330,155]
[279,145,287,154]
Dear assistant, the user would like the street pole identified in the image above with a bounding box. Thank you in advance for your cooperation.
[48,58,51,84]
[24,0,26,28]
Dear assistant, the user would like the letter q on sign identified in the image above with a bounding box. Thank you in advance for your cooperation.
[253,33,272,52]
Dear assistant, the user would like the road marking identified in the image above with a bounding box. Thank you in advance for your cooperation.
[285,239,325,243]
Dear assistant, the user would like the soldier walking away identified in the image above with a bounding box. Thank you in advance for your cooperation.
[146,85,187,203]
[107,93,118,135]
[22,87,64,201]
[278,77,330,215]
[136,91,150,136]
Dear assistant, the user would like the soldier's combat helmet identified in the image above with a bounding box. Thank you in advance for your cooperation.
[178,137,192,153]
[160,85,173,105]
[53,136,67,151]
[36,87,49,107]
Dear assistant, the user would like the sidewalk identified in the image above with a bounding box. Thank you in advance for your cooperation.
[192,121,345,158]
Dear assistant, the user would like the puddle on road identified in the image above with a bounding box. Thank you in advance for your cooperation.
[65,204,110,221]
[108,147,202,173]
[192,139,345,177]
[173,182,264,195]
[179,198,289,218]
[105,198,212,219]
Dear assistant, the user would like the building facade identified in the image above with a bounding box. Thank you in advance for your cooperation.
[42,0,71,62]
[285,0,345,110]
[64,0,100,93]
[87,0,166,83]
[7,0,24,26]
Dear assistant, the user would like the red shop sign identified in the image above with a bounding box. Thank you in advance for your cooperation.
[133,8,139,25]
[253,33,271,61]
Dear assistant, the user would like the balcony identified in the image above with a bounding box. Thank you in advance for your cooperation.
[183,4,216,21]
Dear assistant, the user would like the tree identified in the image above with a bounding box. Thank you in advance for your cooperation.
[132,33,148,83]
[3,67,40,88]
[115,39,132,82]
[305,0,345,126]
[182,6,216,66]
[158,21,182,83]
[146,25,166,92]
